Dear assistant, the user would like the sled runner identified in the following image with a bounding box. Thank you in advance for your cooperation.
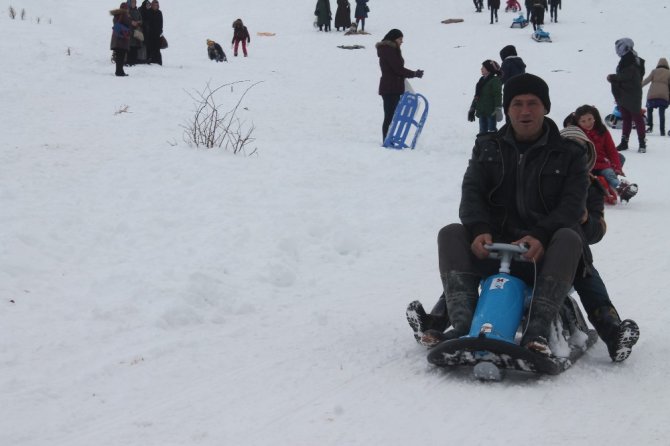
[531,27,552,42]
[510,14,529,28]
[383,92,429,150]
[427,244,597,380]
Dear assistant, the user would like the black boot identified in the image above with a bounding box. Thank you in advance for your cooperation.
[442,272,480,339]
[589,306,639,362]
[638,138,647,153]
[617,136,629,151]
[522,277,572,356]
[406,297,450,347]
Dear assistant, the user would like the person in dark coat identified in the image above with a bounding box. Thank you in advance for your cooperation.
[314,0,332,31]
[232,18,251,56]
[110,3,138,76]
[487,0,500,23]
[529,0,547,30]
[126,0,143,65]
[607,38,647,151]
[549,0,561,22]
[207,39,227,62]
[434,74,589,356]
[144,0,163,65]
[354,0,368,32]
[468,60,503,134]
[334,0,351,31]
[376,29,423,141]
[499,45,526,84]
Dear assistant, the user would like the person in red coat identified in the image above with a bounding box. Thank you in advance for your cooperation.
[375,29,423,141]
[573,105,632,193]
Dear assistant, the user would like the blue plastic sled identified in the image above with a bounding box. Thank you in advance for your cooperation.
[510,14,529,28]
[383,92,429,150]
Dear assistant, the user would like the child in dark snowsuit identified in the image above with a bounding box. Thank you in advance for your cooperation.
[232,18,250,57]
[207,39,227,62]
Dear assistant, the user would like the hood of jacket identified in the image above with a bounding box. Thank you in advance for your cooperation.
[657,58,669,69]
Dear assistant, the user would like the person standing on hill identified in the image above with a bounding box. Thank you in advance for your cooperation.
[607,38,647,152]
[232,18,251,56]
[488,0,500,23]
[110,3,138,76]
[354,0,369,32]
[314,0,332,32]
[529,0,547,31]
[642,57,670,137]
[549,0,561,22]
[499,45,526,84]
[334,0,351,31]
[144,0,163,65]
[376,29,423,141]
[468,60,503,134]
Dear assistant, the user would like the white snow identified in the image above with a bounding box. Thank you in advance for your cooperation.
[1,0,669,445]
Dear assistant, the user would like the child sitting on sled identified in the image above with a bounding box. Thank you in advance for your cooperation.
[571,104,638,202]
[505,0,521,12]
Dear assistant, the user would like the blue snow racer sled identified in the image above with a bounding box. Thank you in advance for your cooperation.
[427,244,597,380]
[531,27,552,42]
[605,104,647,130]
[383,92,429,150]
[510,14,529,28]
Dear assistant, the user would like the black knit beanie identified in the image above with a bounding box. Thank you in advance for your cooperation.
[383,29,404,42]
[499,45,517,60]
[503,73,551,113]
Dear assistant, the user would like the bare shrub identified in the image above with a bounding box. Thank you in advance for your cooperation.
[9,6,16,19]
[182,80,261,155]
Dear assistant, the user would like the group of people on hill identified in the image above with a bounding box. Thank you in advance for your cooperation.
[314,0,369,32]
[473,0,562,27]
[374,27,666,363]
[109,0,164,76]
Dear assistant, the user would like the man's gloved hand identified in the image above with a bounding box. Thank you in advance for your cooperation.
[415,69,424,78]
[468,108,476,122]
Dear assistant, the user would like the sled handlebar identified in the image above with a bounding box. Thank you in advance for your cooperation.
[485,243,530,273]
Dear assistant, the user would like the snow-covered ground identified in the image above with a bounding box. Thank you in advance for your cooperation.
[2,0,669,444]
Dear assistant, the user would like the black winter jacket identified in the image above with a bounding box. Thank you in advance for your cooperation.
[459,118,589,249]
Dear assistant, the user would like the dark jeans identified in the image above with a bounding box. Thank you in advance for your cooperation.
[573,266,614,320]
[437,223,582,286]
[382,94,401,141]
[550,5,558,21]
[646,99,668,133]
[490,7,498,22]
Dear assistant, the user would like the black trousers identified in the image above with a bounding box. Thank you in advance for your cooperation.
[113,49,127,75]
[382,94,401,141]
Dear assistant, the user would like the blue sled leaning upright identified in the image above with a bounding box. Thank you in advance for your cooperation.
[383,92,429,150]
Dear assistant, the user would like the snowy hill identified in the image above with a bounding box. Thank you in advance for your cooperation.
[1,0,670,444]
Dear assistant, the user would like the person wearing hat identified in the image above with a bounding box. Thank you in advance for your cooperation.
[607,38,647,152]
[406,124,640,362]
[429,73,589,356]
[499,45,526,84]
[468,60,503,134]
[375,29,424,141]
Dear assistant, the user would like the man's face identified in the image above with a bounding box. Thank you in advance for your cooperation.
[507,94,546,142]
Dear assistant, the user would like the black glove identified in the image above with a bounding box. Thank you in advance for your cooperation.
[415,69,424,78]
[468,108,476,122]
